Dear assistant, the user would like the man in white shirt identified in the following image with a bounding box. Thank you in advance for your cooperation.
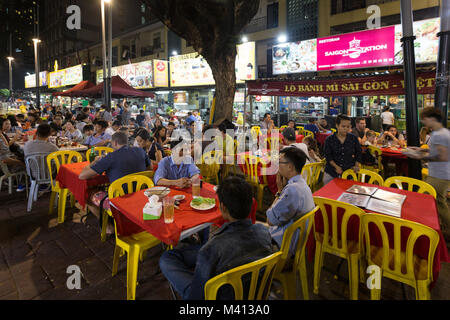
[105,120,121,137]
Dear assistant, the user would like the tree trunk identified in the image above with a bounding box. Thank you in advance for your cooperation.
[208,52,236,124]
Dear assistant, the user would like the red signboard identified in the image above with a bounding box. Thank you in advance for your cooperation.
[317,26,396,71]
[247,72,436,97]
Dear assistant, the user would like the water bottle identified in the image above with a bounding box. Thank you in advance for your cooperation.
[89,147,96,163]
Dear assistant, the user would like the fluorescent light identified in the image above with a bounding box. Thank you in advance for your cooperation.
[172,50,178,56]
[6,56,14,61]
[241,36,248,43]
[277,34,287,43]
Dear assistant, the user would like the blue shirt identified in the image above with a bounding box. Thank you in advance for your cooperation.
[153,156,200,185]
[91,146,150,183]
[186,115,197,125]
[304,123,319,134]
[84,132,111,147]
[324,133,362,178]
[266,175,315,249]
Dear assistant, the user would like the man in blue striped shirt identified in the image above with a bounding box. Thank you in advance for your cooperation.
[266,147,315,249]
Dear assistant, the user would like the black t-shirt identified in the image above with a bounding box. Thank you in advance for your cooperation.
[147,142,165,161]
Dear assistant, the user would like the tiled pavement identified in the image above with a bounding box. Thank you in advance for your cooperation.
[0,189,449,300]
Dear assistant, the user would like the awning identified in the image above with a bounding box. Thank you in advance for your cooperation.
[51,80,96,97]
[246,71,437,97]
[71,75,155,98]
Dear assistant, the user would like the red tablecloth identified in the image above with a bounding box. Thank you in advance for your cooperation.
[308,178,449,286]
[380,147,408,159]
[56,161,110,208]
[109,183,225,246]
[316,132,333,145]
[237,151,278,195]
[296,135,304,143]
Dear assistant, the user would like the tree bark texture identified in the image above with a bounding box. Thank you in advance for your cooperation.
[142,0,259,123]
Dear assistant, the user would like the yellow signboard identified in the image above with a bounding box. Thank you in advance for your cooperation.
[48,65,83,88]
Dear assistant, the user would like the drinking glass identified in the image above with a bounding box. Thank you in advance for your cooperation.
[163,196,175,224]
[192,175,201,198]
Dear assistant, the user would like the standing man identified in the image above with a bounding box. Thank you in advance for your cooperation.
[352,117,369,145]
[406,108,450,240]
[121,99,131,126]
[260,113,274,131]
[323,115,362,185]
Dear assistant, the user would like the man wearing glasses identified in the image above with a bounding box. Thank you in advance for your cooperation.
[266,147,315,250]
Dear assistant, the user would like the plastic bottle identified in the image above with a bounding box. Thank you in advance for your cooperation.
[89,147,96,163]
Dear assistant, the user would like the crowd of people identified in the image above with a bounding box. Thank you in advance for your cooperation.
[0,99,448,300]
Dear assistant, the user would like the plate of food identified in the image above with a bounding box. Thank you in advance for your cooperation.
[190,197,216,211]
[144,187,170,199]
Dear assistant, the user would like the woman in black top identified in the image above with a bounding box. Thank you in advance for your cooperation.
[153,125,168,145]
[135,128,164,167]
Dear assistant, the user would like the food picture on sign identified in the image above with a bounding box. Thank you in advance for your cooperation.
[272,39,317,75]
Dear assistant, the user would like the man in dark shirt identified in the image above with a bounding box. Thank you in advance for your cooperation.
[136,110,146,127]
[351,117,369,145]
[323,114,362,185]
[159,176,273,300]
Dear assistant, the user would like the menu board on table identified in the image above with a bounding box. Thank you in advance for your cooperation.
[273,39,317,75]
[96,60,155,89]
[25,71,48,88]
[316,26,395,71]
[170,42,256,87]
[49,65,83,88]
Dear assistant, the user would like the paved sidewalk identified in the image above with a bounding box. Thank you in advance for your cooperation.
[0,190,449,300]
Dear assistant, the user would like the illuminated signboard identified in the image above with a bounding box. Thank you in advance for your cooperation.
[272,18,440,74]
[169,42,256,87]
[48,65,83,88]
[24,71,48,88]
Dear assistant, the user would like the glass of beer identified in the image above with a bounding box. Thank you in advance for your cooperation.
[192,175,201,198]
[163,196,175,224]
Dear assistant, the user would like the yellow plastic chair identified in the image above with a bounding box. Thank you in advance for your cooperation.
[331,128,336,133]
[264,135,280,151]
[46,150,83,223]
[280,125,288,130]
[361,213,439,300]
[250,126,261,140]
[273,206,318,300]
[109,175,161,300]
[301,160,325,193]
[303,129,314,138]
[312,196,366,300]
[384,176,436,199]
[362,145,384,176]
[296,126,305,135]
[100,170,155,241]
[421,168,428,180]
[85,146,114,160]
[374,131,380,137]
[198,150,222,185]
[204,252,282,300]
[243,154,269,210]
[342,168,384,185]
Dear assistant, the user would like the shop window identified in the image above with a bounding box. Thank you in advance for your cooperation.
[267,2,279,29]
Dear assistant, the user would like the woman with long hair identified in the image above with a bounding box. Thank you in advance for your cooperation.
[153,125,167,145]
[135,128,165,167]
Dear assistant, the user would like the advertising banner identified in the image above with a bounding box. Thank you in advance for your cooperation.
[25,71,48,88]
[96,60,154,89]
[170,42,256,87]
[317,26,395,71]
[247,72,436,97]
[272,18,440,74]
[49,65,83,88]
[153,60,169,87]
[272,39,317,75]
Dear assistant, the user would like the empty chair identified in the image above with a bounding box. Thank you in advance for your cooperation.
[342,168,384,185]
[362,145,383,176]
[109,174,161,300]
[303,129,314,138]
[361,213,439,300]
[242,154,269,210]
[273,206,318,300]
[197,150,222,185]
[312,196,365,300]
[25,153,52,212]
[204,252,282,300]
[384,176,436,199]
